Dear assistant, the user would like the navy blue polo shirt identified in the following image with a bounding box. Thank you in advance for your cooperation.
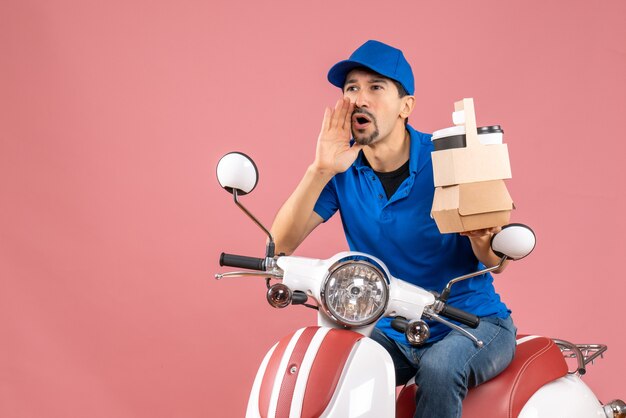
[313,125,510,344]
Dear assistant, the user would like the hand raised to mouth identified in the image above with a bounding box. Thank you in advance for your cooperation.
[313,98,363,176]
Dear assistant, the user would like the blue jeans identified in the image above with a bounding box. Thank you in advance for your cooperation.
[370,315,517,418]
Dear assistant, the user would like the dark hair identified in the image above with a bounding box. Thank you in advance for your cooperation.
[391,79,408,98]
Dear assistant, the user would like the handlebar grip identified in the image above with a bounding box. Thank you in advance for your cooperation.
[291,291,309,305]
[439,305,480,329]
[219,253,266,271]
[391,317,409,333]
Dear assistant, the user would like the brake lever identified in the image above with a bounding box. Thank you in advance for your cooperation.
[214,271,283,280]
[423,309,483,348]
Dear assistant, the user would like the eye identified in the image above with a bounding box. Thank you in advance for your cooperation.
[371,85,384,91]
[344,85,358,92]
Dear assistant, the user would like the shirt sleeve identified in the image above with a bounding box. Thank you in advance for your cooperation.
[313,178,339,222]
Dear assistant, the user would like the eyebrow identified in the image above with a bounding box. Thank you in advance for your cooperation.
[344,77,390,86]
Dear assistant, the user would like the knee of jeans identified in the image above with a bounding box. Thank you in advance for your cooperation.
[370,328,392,348]
[415,357,466,389]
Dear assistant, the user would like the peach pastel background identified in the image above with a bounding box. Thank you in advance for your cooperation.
[1,1,625,417]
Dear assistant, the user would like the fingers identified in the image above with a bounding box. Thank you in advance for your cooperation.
[320,98,353,144]
[337,98,353,130]
[343,101,355,130]
[460,229,482,238]
[321,98,345,133]
[321,106,331,132]
[328,98,352,130]
[460,227,500,238]
[328,98,342,129]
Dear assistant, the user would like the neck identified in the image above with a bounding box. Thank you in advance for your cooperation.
[363,123,410,172]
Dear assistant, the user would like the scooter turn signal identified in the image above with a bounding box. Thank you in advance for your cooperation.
[266,283,292,308]
[405,319,430,346]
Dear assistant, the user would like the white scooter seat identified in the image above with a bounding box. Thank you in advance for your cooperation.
[396,335,569,418]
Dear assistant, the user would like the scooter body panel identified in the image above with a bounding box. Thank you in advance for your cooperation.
[246,326,395,418]
[518,374,606,418]
[247,341,278,418]
[319,337,395,418]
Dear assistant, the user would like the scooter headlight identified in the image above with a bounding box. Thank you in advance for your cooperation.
[320,256,389,327]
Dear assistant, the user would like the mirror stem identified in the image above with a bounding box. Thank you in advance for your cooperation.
[233,189,276,257]
[440,256,508,303]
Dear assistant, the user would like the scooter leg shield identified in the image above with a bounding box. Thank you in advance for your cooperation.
[246,326,396,418]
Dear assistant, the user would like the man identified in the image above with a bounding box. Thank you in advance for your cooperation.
[270,40,516,418]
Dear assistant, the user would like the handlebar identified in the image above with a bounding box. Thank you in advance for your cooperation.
[439,305,480,329]
[391,302,480,336]
[219,252,266,271]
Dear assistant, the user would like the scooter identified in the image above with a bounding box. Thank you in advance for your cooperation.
[214,151,626,418]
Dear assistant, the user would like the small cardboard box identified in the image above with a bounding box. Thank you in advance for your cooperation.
[431,99,512,187]
[432,144,512,187]
[431,180,513,233]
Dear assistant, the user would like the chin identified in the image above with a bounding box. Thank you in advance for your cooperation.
[353,129,380,146]
[355,138,377,146]
[355,133,380,146]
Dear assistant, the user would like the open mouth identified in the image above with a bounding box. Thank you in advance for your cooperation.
[352,114,372,130]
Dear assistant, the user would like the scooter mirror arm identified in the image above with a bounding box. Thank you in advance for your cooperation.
[232,189,276,257]
[439,255,508,303]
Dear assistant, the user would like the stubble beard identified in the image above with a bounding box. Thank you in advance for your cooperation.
[351,107,380,146]
[352,122,380,146]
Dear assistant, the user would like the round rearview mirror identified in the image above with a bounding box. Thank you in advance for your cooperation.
[216,152,259,195]
[491,224,536,260]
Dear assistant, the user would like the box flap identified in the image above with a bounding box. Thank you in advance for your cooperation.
[458,181,513,216]
[432,186,459,211]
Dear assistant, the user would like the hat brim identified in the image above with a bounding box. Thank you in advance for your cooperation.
[328,60,368,89]
[327,59,405,92]
[328,60,393,89]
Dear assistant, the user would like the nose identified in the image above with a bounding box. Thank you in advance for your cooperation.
[354,90,369,108]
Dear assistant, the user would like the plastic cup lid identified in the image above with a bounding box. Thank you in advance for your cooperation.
[431,125,503,141]
[431,125,465,141]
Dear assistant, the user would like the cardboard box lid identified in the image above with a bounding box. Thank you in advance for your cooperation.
[432,180,513,216]
[431,143,512,187]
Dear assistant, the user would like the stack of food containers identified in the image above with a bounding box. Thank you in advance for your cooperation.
[430,98,514,233]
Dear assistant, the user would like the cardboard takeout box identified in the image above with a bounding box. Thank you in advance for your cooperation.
[432,144,511,187]
[431,180,513,234]
[430,98,515,233]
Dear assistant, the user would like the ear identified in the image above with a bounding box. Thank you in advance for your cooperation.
[400,95,415,120]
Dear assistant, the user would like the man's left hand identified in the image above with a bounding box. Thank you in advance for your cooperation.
[460,227,501,239]
[460,226,507,271]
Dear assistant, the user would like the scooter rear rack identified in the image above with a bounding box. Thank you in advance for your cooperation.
[553,339,607,375]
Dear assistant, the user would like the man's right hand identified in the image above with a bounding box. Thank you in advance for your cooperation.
[271,98,360,255]
[313,98,363,176]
